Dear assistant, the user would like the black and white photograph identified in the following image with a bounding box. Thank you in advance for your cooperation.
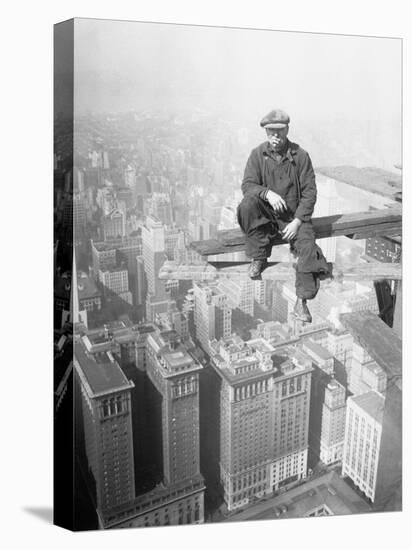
[3,2,410,549]
[53,17,402,531]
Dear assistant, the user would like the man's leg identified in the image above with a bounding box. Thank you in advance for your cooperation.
[237,194,277,260]
[293,221,329,299]
[289,221,330,322]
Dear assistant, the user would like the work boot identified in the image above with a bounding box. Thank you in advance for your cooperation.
[248,259,268,280]
[293,298,312,323]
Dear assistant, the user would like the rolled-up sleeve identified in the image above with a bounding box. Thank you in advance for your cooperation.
[294,151,317,222]
[241,150,264,197]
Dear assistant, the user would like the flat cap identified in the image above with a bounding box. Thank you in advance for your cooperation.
[260,109,290,129]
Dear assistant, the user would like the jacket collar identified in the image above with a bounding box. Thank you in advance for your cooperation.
[265,139,297,162]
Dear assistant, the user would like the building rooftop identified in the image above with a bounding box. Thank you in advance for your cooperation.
[55,272,101,301]
[147,330,202,375]
[248,338,275,354]
[74,342,132,397]
[327,379,343,392]
[303,340,333,361]
[349,391,385,423]
[227,471,372,522]
[85,322,157,349]
[162,350,194,370]
[99,266,128,274]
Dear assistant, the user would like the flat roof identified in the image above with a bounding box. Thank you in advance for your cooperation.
[303,340,333,361]
[74,342,132,396]
[227,471,371,522]
[248,338,275,353]
[340,311,401,388]
[162,350,193,369]
[349,391,385,423]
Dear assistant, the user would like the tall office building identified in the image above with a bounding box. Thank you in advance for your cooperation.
[142,216,171,321]
[103,208,126,240]
[91,240,117,277]
[78,322,206,529]
[193,281,232,354]
[142,216,167,296]
[211,337,313,511]
[320,379,346,464]
[62,191,87,246]
[135,256,146,309]
[326,329,353,371]
[342,391,385,502]
[270,348,313,492]
[74,342,135,513]
[60,253,89,329]
[124,164,136,188]
[98,267,133,304]
[349,341,387,396]
[150,192,173,226]
[302,339,347,467]
[211,336,276,510]
[253,280,267,306]
[145,330,203,489]
[218,277,254,316]
[91,236,142,307]
[165,227,185,261]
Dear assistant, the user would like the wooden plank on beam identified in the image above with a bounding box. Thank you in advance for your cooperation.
[159,260,402,282]
[340,311,401,389]
[190,207,402,256]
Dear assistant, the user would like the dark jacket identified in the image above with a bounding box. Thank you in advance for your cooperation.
[241,139,317,223]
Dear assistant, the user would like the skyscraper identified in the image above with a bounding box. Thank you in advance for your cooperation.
[141,216,170,321]
[103,208,126,240]
[145,330,203,490]
[211,335,276,510]
[193,281,232,354]
[342,391,385,502]
[98,266,133,304]
[74,342,136,513]
[349,340,387,396]
[77,321,206,529]
[211,337,313,511]
[320,379,346,464]
[218,277,254,316]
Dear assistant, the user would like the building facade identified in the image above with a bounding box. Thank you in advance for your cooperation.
[74,343,136,512]
[193,281,232,354]
[211,337,313,511]
[342,391,384,502]
[320,379,346,464]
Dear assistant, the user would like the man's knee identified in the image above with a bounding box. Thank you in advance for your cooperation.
[238,194,263,215]
[237,194,269,230]
[295,221,315,243]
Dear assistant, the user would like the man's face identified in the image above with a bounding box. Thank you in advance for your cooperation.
[265,126,289,151]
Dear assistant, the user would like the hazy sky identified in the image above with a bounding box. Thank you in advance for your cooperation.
[73,18,402,168]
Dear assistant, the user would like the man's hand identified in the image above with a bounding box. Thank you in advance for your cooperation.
[269,136,282,149]
[266,190,287,214]
[281,218,302,242]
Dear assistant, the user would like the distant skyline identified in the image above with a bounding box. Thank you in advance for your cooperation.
[72,18,402,171]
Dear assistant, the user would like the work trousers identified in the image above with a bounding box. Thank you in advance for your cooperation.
[237,194,329,300]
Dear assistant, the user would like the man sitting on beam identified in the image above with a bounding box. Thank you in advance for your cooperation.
[237,108,330,323]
